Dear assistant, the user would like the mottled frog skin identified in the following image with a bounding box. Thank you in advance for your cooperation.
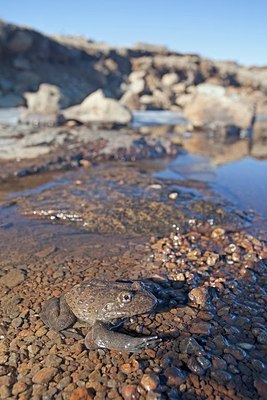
[40,279,160,352]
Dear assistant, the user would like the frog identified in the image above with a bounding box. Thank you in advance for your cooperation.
[40,279,161,352]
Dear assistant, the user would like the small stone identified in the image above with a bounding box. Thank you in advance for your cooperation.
[210,370,232,383]
[35,326,47,337]
[254,377,267,398]
[32,367,57,384]
[12,381,28,395]
[121,384,139,400]
[211,356,227,370]
[169,192,178,200]
[211,228,225,239]
[44,354,62,368]
[0,270,25,288]
[0,386,10,399]
[196,356,211,371]
[187,356,206,376]
[120,363,132,374]
[179,337,204,355]
[69,387,93,400]
[80,159,92,169]
[164,366,186,386]
[252,328,267,344]
[141,372,160,391]
[11,317,23,328]
[188,286,209,306]
[190,322,212,335]
[225,346,247,361]
[35,245,57,258]
[146,391,162,400]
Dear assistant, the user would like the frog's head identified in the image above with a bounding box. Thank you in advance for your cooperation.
[98,280,158,321]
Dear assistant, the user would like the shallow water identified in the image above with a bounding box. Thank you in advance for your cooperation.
[156,152,267,218]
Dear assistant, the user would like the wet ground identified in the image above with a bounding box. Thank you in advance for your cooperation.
[0,114,267,399]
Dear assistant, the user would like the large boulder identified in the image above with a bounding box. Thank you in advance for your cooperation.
[20,83,64,126]
[63,89,132,124]
[24,83,62,113]
[184,84,254,129]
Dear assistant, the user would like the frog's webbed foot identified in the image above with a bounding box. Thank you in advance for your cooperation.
[40,296,76,332]
[86,321,162,352]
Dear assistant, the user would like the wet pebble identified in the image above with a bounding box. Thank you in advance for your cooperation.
[121,384,139,399]
[188,286,209,306]
[179,337,204,355]
[187,356,207,376]
[254,377,267,398]
[141,372,160,391]
[210,370,233,383]
[164,366,186,386]
[12,381,28,396]
[190,321,212,335]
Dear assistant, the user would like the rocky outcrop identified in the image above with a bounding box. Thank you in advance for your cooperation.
[183,84,254,129]
[63,89,132,124]
[0,20,267,126]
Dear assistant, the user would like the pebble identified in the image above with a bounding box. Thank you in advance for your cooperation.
[179,337,204,355]
[0,386,10,399]
[164,366,186,386]
[141,372,160,391]
[35,244,57,258]
[190,321,212,335]
[187,356,206,376]
[44,354,63,368]
[188,286,209,306]
[69,387,94,400]
[35,326,47,337]
[12,381,28,395]
[169,192,178,200]
[0,269,25,288]
[121,384,139,399]
[32,367,57,384]
[210,370,233,383]
[211,228,225,238]
[254,377,267,398]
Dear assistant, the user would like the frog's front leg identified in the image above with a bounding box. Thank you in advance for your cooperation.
[40,295,76,332]
[85,320,161,352]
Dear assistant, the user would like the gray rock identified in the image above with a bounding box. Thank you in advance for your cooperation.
[0,270,25,288]
[162,72,179,86]
[63,89,132,124]
[24,84,62,113]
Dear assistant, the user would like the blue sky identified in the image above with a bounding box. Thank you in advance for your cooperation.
[1,0,266,66]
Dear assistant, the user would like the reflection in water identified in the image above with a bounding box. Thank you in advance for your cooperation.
[156,122,267,217]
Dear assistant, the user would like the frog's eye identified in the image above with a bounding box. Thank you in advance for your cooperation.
[118,291,133,304]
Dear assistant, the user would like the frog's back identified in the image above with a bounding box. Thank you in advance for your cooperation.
[64,278,157,325]
[64,279,106,324]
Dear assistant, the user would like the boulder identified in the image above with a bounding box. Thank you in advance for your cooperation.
[20,84,64,126]
[128,70,146,82]
[184,90,254,129]
[161,72,179,86]
[63,89,132,124]
[196,83,226,97]
[120,90,141,110]
[24,83,62,113]
[128,79,145,94]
